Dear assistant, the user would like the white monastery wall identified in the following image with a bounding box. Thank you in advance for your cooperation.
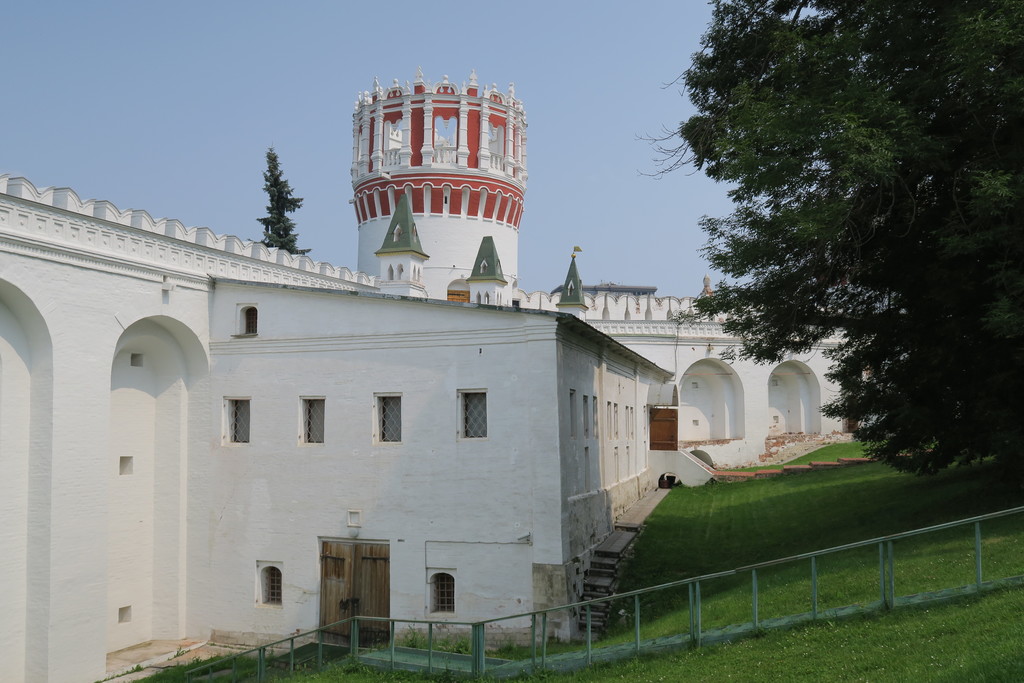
[191,282,609,642]
[591,320,843,468]
[0,229,210,682]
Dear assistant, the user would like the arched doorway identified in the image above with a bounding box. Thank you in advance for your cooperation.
[446,278,470,303]
[107,316,206,653]
[679,359,744,441]
[767,360,821,434]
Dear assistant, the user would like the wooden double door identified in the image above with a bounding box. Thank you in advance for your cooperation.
[319,540,390,645]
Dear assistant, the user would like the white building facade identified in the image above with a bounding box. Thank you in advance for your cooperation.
[0,71,844,683]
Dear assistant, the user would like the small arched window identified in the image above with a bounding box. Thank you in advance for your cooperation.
[388,265,395,280]
[476,292,482,304]
[397,264,404,279]
[261,566,282,605]
[484,292,490,304]
[431,572,455,613]
[242,307,258,335]
[393,226,403,242]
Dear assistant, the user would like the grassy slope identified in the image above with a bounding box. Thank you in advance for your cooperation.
[623,449,1024,588]
[160,449,1024,682]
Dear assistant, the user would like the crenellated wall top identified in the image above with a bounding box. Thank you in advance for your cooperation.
[351,69,528,192]
[0,175,378,288]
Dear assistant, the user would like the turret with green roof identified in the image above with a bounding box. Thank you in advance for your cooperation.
[375,194,428,259]
[556,250,588,317]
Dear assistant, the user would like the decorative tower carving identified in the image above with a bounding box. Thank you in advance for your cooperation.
[351,70,527,302]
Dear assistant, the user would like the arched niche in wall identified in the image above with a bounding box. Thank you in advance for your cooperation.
[767,360,821,435]
[107,315,207,654]
[0,279,53,682]
[678,358,745,441]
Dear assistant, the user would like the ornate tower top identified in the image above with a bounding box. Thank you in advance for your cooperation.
[350,70,528,301]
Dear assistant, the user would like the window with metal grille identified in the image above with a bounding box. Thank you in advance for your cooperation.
[431,572,455,613]
[569,390,577,439]
[227,399,250,443]
[583,395,589,438]
[302,398,325,443]
[378,395,402,442]
[242,306,258,335]
[262,566,282,605]
[461,391,487,438]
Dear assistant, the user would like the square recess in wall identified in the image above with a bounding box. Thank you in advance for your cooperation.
[347,510,362,527]
[118,606,132,623]
[119,456,133,475]
[130,353,144,367]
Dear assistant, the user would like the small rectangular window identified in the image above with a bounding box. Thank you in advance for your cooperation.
[569,390,577,439]
[593,396,599,439]
[227,399,250,444]
[614,403,620,439]
[378,395,402,443]
[583,395,590,438]
[302,398,325,444]
[461,391,487,438]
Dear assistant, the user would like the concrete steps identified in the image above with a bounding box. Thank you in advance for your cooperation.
[577,529,639,634]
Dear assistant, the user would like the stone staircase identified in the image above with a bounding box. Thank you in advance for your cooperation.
[577,522,640,633]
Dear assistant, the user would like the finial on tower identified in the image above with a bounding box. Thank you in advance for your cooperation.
[509,82,516,98]
[572,246,583,259]
[469,68,478,86]
[701,274,714,297]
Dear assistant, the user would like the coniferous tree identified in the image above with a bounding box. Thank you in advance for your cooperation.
[670,0,1024,479]
[258,147,309,255]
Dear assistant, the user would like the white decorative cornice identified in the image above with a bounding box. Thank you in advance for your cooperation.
[0,174,378,291]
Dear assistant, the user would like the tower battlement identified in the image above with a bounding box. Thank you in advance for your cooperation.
[351,70,528,300]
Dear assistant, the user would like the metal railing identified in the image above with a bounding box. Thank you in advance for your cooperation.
[187,504,1024,681]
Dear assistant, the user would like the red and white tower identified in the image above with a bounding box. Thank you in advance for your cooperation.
[351,69,527,301]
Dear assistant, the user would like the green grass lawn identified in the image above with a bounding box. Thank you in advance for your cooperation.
[157,452,1024,682]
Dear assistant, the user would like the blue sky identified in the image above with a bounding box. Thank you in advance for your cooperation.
[4,1,731,296]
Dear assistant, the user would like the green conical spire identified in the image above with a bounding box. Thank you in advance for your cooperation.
[375,195,428,258]
[465,236,507,284]
[557,254,585,307]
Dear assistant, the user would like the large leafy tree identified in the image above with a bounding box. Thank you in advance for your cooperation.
[258,147,309,255]
[675,1,1024,477]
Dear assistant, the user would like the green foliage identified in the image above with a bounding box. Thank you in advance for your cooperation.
[675,0,1024,480]
[258,146,309,255]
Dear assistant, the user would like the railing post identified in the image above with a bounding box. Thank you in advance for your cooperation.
[257,647,266,682]
[350,619,360,657]
[634,594,641,655]
[751,569,759,629]
[317,626,323,670]
[471,623,485,676]
[427,622,434,674]
[695,580,703,647]
[878,542,887,608]
[688,583,695,646]
[530,614,537,670]
[887,540,895,608]
[585,604,593,666]
[811,556,818,620]
[975,521,983,590]
[289,636,295,672]
[541,612,548,669]
[389,621,396,670]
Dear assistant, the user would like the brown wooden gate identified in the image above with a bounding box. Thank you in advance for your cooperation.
[319,541,390,646]
[649,407,678,451]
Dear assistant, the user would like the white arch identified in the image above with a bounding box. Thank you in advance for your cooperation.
[106,316,206,653]
[768,360,821,434]
[0,280,53,683]
[679,358,745,441]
